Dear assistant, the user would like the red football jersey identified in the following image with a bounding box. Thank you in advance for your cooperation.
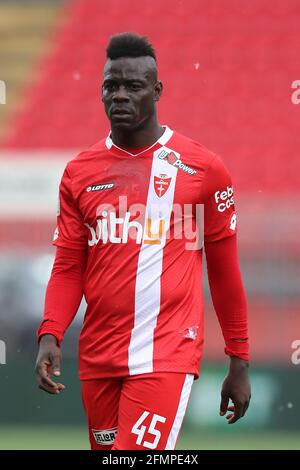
[52,126,237,379]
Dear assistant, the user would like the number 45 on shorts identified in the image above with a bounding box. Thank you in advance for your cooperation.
[131,411,166,449]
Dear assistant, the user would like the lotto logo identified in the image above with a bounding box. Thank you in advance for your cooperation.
[86,183,114,192]
[214,186,234,212]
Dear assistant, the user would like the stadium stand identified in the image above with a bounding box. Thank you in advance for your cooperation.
[0,2,61,142]
[1,0,300,193]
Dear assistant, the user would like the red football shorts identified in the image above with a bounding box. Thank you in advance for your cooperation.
[81,372,194,450]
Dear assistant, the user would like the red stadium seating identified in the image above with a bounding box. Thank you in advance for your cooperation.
[2,0,300,193]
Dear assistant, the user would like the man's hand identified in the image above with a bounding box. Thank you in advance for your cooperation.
[35,334,65,395]
[220,356,251,424]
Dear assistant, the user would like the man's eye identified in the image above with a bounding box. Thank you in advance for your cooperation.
[104,83,117,91]
[129,84,142,90]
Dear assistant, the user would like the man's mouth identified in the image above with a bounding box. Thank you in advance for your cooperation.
[111,108,132,116]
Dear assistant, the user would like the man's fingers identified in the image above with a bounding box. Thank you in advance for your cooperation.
[35,360,65,392]
[38,380,65,395]
[224,400,250,423]
[42,373,59,389]
[41,376,65,390]
[36,362,57,388]
[39,383,59,395]
[219,393,229,416]
[227,401,244,424]
[38,383,64,395]
[50,353,61,377]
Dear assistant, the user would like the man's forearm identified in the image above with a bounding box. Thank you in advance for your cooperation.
[204,234,249,361]
[37,246,87,345]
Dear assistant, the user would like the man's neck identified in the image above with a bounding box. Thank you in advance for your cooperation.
[110,118,164,149]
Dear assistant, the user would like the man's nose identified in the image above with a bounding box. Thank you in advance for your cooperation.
[112,85,130,102]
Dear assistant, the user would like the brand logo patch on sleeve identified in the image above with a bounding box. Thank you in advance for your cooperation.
[86,183,114,192]
[214,186,234,212]
[92,427,118,445]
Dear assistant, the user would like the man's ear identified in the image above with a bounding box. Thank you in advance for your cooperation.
[154,80,163,101]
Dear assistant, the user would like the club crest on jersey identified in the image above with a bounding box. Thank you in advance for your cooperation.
[154,173,172,197]
[157,149,197,175]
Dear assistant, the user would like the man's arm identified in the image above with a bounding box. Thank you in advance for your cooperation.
[205,234,251,424]
[35,163,88,394]
[35,246,87,394]
[200,153,251,423]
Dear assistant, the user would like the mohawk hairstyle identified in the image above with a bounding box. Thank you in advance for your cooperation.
[106,32,157,62]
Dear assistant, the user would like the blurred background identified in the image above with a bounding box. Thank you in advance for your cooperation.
[0,0,300,450]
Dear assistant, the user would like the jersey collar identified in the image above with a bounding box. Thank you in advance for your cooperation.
[105,125,173,156]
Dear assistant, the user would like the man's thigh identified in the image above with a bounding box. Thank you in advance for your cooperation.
[81,377,122,450]
[112,372,194,450]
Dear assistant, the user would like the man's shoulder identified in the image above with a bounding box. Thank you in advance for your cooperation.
[65,137,108,173]
[74,137,107,161]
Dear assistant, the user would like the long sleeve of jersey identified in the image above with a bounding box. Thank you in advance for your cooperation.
[37,246,87,345]
[201,155,249,361]
[37,164,89,345]
[205,235,249,360]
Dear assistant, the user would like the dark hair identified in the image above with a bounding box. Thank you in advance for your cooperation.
[106,32,156,62]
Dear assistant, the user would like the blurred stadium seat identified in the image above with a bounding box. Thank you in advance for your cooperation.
[1,0,300,196]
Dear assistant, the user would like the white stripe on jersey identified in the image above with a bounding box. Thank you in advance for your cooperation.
[165,373,194,450]
[128,144,178,375]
